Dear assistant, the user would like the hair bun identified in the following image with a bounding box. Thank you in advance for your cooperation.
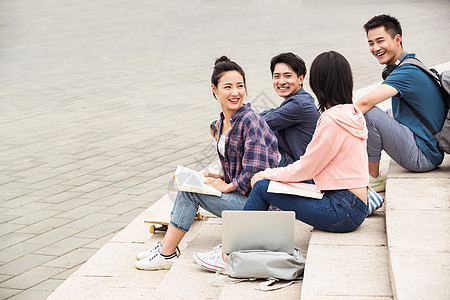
[215,56,230,65]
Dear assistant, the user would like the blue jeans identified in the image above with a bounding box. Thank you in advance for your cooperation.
[170,190,247,232]
[243,180,367,233]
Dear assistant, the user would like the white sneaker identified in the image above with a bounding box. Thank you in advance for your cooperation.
[136,241,162,260]
[135,249,178,271]
[369,173,385,192]
[193,245,227,272]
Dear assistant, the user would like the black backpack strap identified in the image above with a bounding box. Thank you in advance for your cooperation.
[400,97,438,135]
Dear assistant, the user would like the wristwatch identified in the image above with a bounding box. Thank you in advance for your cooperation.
[210,120,218,132]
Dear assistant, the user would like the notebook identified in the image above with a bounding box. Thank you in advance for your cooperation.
[173,165,222,197]
[222,210,295,255]
[267,181,323,199]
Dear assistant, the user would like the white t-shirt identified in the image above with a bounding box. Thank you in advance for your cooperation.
[218,135,226,157]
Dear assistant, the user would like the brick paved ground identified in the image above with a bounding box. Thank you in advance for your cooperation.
[1,0,449,299]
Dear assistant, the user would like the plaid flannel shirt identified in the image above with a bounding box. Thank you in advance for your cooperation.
[217,103,278,196]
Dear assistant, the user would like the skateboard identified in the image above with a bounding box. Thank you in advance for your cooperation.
[144,212,204,234]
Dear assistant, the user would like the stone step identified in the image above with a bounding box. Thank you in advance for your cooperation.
[47,193,208,299]
[300,210,392,299]
[385,155,450,300]
[300,153,392,299]
[153,217,313,299]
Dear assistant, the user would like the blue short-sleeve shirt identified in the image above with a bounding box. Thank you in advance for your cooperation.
[382,53,445,166]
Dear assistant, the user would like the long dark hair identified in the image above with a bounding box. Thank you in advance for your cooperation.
[309,51,353,112]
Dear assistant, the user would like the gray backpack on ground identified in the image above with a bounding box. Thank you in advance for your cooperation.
[400,58,450,153]
[217,248,306,291]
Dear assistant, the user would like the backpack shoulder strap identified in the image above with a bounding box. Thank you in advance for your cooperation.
[397,57,440,135]
[400,58,440,82]
[401,99,438,135]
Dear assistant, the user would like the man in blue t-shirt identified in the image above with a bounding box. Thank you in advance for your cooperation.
[356,14,445,192]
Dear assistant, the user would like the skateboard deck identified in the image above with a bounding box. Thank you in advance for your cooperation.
[144,220,169,234]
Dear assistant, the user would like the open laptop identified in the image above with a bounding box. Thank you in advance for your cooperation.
[222,210,295,255]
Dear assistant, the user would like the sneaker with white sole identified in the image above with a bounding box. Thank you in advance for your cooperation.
[193,245,227,272]
[135,248,178,271]
[136,241,162,260]
[369,173,385,192]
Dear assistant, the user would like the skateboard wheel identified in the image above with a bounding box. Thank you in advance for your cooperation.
[196,213,203,220]
[149,225,156,234]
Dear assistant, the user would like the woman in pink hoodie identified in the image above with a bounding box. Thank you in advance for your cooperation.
[246,51,369,233]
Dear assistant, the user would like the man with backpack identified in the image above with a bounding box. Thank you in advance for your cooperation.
[356,14,446,192]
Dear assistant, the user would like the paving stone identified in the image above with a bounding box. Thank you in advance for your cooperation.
[29,278,65,291]
[7,289,53,300]
[0,287,21,299]
[51,265,81,280]
[54,205,104,220]
[73,221,125,239]
[23,178,69,191]
[0,195,44,209]
[0,253,56,276]
[59,175,101,187]
[89,194,134,208]
[0,223,26,236]
[36,191,86,205]
[63,213,116,229]
[100,199,150,215]
[46,198,96,211]
[24,184,74,198]
[0,213,19,223]
[113,208,147,224]
[0,266,65,290]
[43,248,98,269]
[2,202,53,217]
[8,209,62,226]
[0,242,44,263]
[24,227,83,245]
[67,181,112,193]
[33,236,95,256]
[0,275,12,284]
[15,218,74,235]
[81,187,126,199]
[0,233,36,251]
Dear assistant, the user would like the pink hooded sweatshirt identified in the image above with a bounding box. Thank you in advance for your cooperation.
[260,104,369,191]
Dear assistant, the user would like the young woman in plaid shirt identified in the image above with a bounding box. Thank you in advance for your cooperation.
[135,56,278,271]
